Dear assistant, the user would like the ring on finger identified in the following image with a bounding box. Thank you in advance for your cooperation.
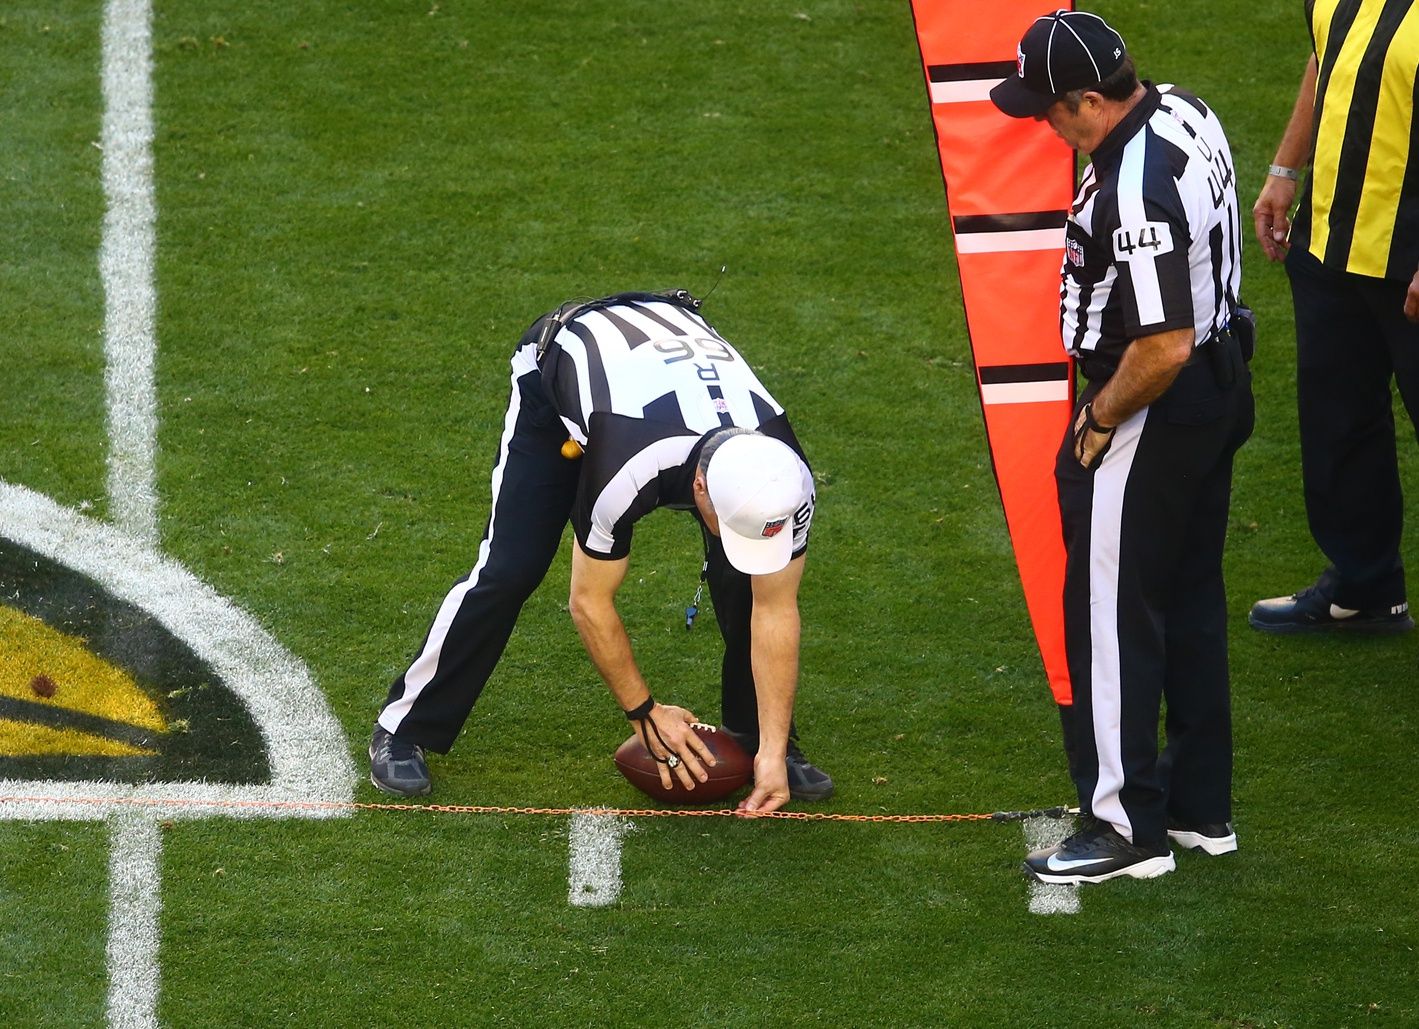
[666,754,681,769]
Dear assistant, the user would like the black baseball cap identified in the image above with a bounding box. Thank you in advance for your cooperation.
[989,10,1128,119]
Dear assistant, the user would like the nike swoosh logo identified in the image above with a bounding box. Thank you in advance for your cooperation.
[1329,604,1360,620]
[1045,853,1110,871]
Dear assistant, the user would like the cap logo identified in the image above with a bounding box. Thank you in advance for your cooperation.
[760,517,787,539]
[1016,43,1026,79]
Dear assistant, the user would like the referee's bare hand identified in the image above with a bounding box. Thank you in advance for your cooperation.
[736,752,791,817]
[1406,268,1419,324]
[1072,405,1114,470]
[638,703,714,792]
[1253,178,1296,261]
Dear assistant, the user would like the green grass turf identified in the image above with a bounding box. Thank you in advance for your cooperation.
[3,0,1419,1025]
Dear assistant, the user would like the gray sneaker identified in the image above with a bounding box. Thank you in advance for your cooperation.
[720,727,835,802]
[369,724,431,797]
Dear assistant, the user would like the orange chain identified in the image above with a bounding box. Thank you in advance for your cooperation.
[0,793,1069,824]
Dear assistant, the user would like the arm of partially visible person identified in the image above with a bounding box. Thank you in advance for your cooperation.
[1074,327,1196,468]
[1405,266,1419,324]
[736,553,806,816]
[568,539,715,791]
[1254,54,1318,261]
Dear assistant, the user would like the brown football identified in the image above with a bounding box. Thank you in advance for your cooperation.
[613,723,752,804]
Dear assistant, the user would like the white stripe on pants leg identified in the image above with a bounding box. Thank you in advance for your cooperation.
[381,343,540,732]
[1087,409,1146,843]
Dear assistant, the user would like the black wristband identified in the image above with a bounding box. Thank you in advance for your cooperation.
[624,696,655,720]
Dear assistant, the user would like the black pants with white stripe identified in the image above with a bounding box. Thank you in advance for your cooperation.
[1287,246,1419,609]
[378,338,768,753]
[1056,358,1254,848]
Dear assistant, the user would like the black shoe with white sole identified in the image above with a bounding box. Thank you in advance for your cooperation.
[1249,577,1412,635]
[369,724,432,797]
[1023,818,1175,884]
[1167,820,1237,855]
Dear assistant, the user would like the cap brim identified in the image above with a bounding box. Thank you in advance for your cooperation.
[718,523,795,577]
[989,75,1055,118]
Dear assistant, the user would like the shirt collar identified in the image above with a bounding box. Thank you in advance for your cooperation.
[1089,82,1162,171]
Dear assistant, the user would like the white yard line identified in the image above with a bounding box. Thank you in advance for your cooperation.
[105,813,162,1029]
[568,812,633,908]
[98,3,162,1022]
[4,7,357,1024]
[1023,815,1081,915]
[100,0,158,547]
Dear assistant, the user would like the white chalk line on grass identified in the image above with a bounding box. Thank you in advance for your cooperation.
[105,812,161,1029]
[99,3,161,1023]
[0,2,359,1024]
[568,812,635,908]
[1023,815,1081,915]
[100,0,158,548]
[0,482,357,807]
[0,478,356,1029]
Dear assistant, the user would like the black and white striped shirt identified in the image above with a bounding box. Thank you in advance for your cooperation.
[537,292,814,562]
[1060,83,1242,366]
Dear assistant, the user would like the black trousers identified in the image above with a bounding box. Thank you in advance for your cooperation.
[1056,357,1254,848]
[379,337,772,753]
[1287,246,1419,609]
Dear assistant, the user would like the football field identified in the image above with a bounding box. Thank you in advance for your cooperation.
[2,1,1417,1025]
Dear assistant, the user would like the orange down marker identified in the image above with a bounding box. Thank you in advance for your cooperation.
[909,0,1077,706]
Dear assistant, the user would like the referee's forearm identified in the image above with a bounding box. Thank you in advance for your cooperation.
[1091,328,1195,427]
[749,605,799,759]
[1272,55,1319,170]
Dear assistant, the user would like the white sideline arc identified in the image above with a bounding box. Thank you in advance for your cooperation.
[0,479,357,1027]
[5,9,348,1029]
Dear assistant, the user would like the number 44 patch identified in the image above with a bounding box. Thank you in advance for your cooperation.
[1112,221,1174,261]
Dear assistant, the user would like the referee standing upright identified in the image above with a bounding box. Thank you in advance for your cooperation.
[991,11,1253,884]
[1249,0,1419,635]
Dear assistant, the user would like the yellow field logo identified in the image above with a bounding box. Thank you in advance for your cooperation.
[1,605,165,759]
[0,538,268,783]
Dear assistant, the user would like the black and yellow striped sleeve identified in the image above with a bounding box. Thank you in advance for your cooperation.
[1301,0,1419,279]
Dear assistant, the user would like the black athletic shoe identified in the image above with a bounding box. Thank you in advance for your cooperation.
[1249,579,1412,635]
[1023,817,1175,884]
[1167,820,1237,855]
[720,727,835,802]
[369,724,432,797]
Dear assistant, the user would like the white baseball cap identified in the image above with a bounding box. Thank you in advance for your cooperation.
[706,433,805,575]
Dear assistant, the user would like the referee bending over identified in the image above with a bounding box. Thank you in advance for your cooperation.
[991,11,1254,884]
[369,289,832,814]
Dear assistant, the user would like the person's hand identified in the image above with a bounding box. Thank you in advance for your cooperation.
[1253,175,1298,261]
[1405,267,1419,324]
[634,703,716,792]
[736,751,791,816]
[1072,402,1115,469]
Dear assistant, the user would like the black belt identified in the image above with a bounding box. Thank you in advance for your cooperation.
[1077,319,1250,385]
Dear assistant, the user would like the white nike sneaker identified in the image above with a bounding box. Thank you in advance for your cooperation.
[1023,817,1175,884]
[1167,820,1238,855]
